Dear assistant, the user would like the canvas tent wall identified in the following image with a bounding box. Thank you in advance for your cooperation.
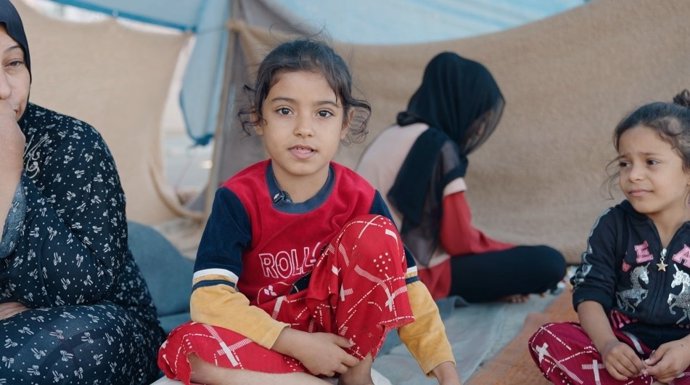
[42,0,584,148]
[18,0,690,264]
[216,0,690,263]
[17,0,198,224]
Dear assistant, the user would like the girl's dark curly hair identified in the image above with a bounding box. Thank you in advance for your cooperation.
[238,38,371,144]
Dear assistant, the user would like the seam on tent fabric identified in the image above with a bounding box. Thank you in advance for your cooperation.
[49,0,196,31]
[192,0,207,31]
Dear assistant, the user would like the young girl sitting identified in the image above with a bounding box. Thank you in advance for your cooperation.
[157,39,461,385]
[529,89,690,385]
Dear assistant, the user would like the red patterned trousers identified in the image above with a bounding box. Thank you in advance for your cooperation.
[529,322,690,385]
[158,215,414,384]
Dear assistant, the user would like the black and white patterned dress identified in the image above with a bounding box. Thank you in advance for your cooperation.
[0,103,164,384]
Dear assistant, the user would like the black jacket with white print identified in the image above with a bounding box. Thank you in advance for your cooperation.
[572,200,690,349]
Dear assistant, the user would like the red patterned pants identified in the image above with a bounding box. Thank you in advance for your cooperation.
[529,322,690,385]
[158,215,414,384]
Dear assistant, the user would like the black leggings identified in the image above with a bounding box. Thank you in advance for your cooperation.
[449,245,566,302]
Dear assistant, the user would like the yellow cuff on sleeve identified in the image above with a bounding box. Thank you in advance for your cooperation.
[190,275,288,349]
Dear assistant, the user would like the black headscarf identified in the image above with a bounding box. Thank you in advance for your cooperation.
[397,51,503,164]
[388,52,504,264]
[0,0,31,79]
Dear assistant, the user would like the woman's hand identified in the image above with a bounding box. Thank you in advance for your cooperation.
[644,337,690,383]
[0,302,28,320]
[0,99,24,234]
[600,339,646,381]
[0,99,24,166]
[273,328,359,377]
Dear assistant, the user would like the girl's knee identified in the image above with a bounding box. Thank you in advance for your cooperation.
[339,215,403,258]
[344,215,397,235]
[329,215,407,279]
[528,322,584,352]
[530,245,567,283]
[528,322,556,348]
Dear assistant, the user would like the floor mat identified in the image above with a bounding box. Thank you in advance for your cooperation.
[465,289,577,385]
[373,292,563,384]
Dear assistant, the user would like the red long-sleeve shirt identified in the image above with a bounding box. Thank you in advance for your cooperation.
[440,191,513,256]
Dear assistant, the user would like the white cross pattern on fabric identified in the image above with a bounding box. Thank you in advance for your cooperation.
[533,339,584,384]
[581,359,605,385]
[340,285,354,301]
[386,287,408,311]
[536,342,549,363]
[204,324,250,368]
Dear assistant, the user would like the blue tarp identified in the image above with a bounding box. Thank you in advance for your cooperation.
[51,0,229,146]
[48,0,586,146]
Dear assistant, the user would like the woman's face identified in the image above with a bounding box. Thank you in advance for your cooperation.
[0,25,29,120]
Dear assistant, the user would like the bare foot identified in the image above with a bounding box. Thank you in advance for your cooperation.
[500,294,530,303]
[338,354,374,385]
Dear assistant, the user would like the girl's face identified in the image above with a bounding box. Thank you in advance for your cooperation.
[256,70,347,194]
[617,125,690,224]
[0,26,29,121]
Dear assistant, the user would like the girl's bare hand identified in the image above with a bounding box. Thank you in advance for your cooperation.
[294,332,359,377]
[644,339,690,383]
[273,328,359,377]
[600,339,646,380]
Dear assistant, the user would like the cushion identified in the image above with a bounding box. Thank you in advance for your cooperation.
[128,221,193,324]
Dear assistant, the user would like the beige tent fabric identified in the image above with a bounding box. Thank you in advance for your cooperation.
[15,0,198,225]
[219,0,690,263]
